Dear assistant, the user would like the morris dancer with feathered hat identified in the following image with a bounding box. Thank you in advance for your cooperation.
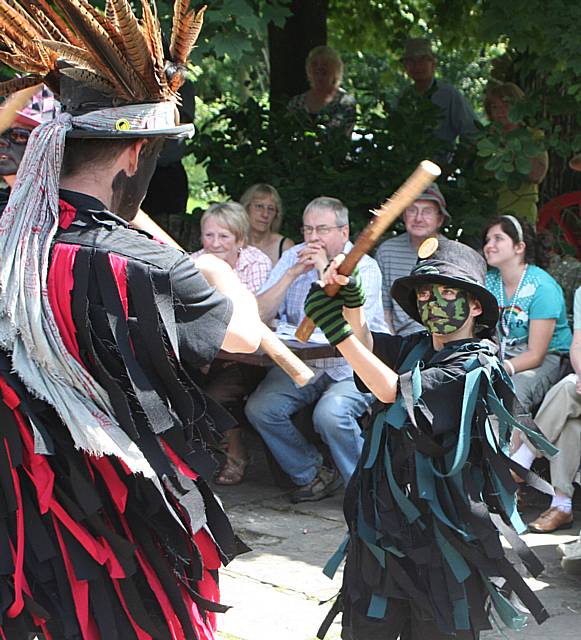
[0,2,264,638]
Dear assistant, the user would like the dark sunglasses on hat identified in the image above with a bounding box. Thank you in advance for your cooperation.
[1,128,32,145]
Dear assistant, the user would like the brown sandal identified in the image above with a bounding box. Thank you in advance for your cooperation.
[215,455,250,485]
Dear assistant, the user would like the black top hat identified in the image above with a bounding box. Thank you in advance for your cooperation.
[391,239,499,331]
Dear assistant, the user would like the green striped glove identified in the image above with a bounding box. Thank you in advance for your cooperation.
[341,266,366,309]
[304,283,353,346]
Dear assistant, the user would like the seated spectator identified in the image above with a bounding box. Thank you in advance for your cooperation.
[484,82,549,224]
[288,45,356,137]
[192,202,272,484]
[483,215,572,446]
[398,37,477,162]
[522,286,581,533]
[375,183,450,335]
[245,196,386,501]
[240,183,294,265]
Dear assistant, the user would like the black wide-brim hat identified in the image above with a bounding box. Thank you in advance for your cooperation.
[391,239,499,331]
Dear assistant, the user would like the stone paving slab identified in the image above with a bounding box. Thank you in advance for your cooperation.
[212,454,581,640]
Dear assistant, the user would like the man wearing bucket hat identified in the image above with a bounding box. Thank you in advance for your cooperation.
[305,240,554,639]
[376,182,451,335]
[0,2,263,638]
[399,37,478,158]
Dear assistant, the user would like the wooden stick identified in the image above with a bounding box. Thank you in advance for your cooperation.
[295,160,441,343]
[130,214,315,386]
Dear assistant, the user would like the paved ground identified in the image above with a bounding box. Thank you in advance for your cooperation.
[211,441,581,640]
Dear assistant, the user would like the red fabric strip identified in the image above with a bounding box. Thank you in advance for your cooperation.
[160,439,199,482]
[5,438,25,618]
[89,455,128,513]
[107,254,129,319]
[12,404,55,514]
[180,586,215,640]
[116,512,186,640]
[58,198,77,229]
[111,579,153,640]
[50,500,108,566]
[0,376,21,410]
[52,515,100,640]
[47,243,82,364]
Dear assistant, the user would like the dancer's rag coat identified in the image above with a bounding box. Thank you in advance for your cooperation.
[321,332,556,637]
[0,192,242,640]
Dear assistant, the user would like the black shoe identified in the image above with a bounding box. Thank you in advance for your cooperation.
[291,467,342,503]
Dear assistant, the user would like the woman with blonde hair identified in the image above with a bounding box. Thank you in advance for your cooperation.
[193,202,271,484]
[240,183,294,266]
[288,45,356,136]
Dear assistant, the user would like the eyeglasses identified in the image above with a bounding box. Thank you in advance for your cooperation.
[416,285,462,302]
[1,127,31,145]
[251,202,277,215]
[301,224,345,236]
[404,205,440,219]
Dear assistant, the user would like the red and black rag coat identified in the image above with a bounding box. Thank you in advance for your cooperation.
[0,190,243,640]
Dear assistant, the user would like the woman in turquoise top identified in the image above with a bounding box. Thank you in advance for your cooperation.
[483,214,572,474]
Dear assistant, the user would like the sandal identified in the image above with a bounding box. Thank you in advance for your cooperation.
[215,454,250,485]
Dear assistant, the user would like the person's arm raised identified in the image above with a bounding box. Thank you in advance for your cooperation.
[194,253,262,354]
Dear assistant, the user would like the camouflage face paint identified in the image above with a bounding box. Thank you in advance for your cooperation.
[416,284,470,334]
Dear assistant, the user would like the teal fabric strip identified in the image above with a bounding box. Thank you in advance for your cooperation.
[453,597,471,630]
[385,398,407,429]
[323,534,349,579]
[433,524,471,583]
[490,466,527,534]
[384,449,422,525]
[430,367,482,479]
[416,452,470,537]
[486,390,558,457]
[364,411,386,469]
[363,540,386,568]
[484,580,527,630]
[367,593,388,619]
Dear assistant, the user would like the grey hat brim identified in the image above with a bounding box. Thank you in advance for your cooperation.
[66,123,194,139]
[391,272,499,331]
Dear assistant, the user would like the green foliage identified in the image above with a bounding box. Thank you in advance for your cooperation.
[188,97,498,243]
[476,125,544,187]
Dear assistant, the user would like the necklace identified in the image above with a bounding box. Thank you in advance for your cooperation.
[497,265,528,359]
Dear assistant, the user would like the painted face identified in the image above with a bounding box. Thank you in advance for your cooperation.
[301,207,348,259]
[403,199,444,242]
[248,194,278,233]
[0,127,32,177]
[483,224,521,267]
[111,138,163,220]
[201,215,243,268]
[416,284,470,335]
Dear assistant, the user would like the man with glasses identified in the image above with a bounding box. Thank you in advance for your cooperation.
[245,196,386,502]
[376,184,451,335]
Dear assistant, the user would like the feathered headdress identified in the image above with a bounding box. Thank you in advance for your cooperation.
[0,0,206,135]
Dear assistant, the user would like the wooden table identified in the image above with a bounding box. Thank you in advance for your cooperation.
[216,339,337,367]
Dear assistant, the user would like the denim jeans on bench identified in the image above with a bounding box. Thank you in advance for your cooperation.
[244,367,372,486]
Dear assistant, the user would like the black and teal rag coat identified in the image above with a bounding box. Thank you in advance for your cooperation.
[320,332,557,638]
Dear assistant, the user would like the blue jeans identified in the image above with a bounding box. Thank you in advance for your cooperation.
[244,367,372,486]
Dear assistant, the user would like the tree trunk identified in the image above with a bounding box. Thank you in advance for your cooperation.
[268,0,328,111]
